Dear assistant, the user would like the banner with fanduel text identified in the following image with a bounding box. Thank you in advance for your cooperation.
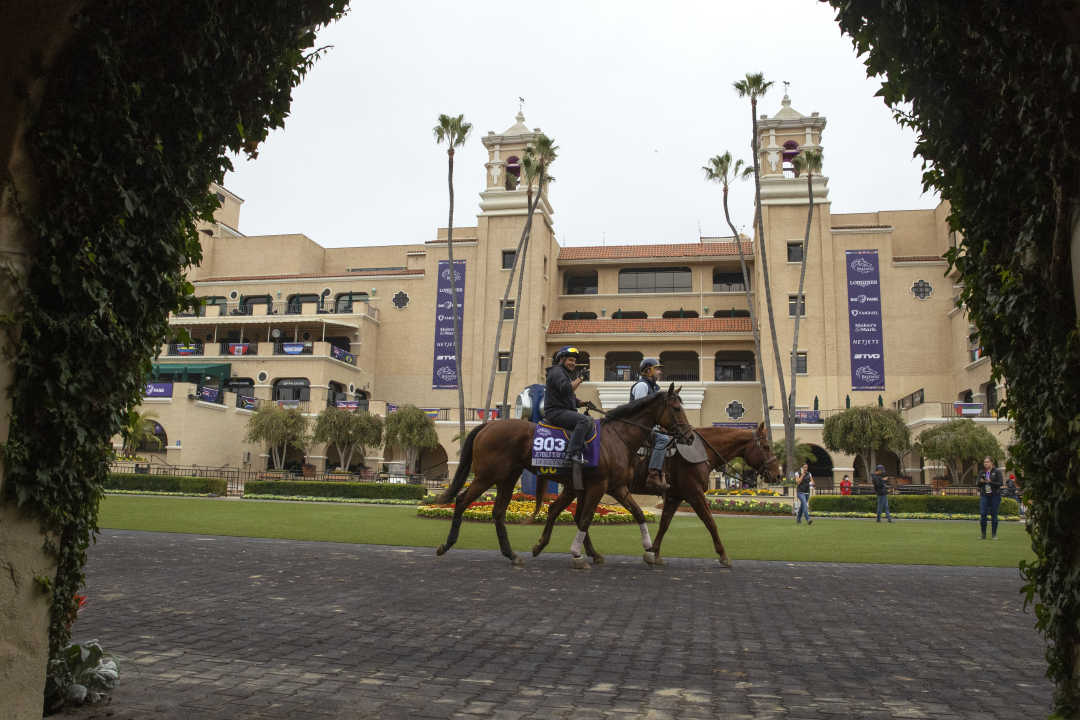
[846,249,885,391]
[432,259,466,389]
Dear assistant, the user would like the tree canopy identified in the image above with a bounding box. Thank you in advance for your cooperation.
[312,407,383,471]
[917,419,1003,486]
[383,405,439,474]
[822,406,909,480]
[244,404,310,470]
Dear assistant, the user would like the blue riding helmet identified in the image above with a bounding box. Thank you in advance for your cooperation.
[554,346,581,363]
[640,357,662,373]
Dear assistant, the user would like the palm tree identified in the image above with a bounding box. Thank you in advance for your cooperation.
[481,136,554,421]
[120,409,159,457]
[784,148,824,478]
[433,114,473,444]
[770,438,818,472]
[499,136,558,414]
[702,152,772,441]
[733,73,787,458]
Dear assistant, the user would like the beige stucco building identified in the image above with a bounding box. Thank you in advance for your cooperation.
[130,104,1012,486]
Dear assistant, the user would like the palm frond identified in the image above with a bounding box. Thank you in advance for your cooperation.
[733,72,773,99]
[702,151,750,187]
[433,113,472,148]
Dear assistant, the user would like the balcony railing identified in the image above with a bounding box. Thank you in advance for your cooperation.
[712,283,747,292]
[942,402,996,419]
[167,343,204,356]
[271,399,310,412]
[235,394,263,410]
[714,366,754,382]
[274,341,314,356]
[969,347,986,363]
[566,286,598,295]
[664,371,700,382]
[219,342,258,356]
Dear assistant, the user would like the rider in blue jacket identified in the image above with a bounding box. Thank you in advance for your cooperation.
[630,358,671,491]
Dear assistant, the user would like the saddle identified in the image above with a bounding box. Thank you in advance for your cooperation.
[530,420,602,489]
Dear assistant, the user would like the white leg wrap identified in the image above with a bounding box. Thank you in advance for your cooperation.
[570,530,586,556]
[640,523,653,550]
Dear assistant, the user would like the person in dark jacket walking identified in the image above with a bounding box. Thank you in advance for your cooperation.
[872,465,892,522]
[1005,474,1024,517]
[543,346,595,486]
[977,456,1005,540]
[795,463,813,525]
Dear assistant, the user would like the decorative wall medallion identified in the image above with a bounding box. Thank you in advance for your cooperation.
[392,291,410,309]
[726,400,746,421]
[911,279,933,300]
[257,371,268,382]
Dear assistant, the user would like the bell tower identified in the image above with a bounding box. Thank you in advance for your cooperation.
[477,111,553,224]
[756,92,829,205]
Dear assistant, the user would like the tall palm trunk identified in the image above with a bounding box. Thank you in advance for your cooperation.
[482,178,542,420]
[721,186,771,441]
[787,169,815,481]
[446,149,466,444]
[748,97,788,460]
[501,165,546,412]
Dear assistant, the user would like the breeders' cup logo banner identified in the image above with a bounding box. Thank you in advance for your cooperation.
[432,259,466,389]
[846,249,885,391]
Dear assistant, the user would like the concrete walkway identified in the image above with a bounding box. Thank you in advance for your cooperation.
[69,530,1049,719]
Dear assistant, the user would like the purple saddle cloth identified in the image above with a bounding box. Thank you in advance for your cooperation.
[531,419,601,472]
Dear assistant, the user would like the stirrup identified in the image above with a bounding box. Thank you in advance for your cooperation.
[572,460,583,491]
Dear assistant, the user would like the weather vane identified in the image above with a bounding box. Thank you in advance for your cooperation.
[518,96,525,112]
[783,81,791,94]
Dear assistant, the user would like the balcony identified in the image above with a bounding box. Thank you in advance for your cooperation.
[167,343,204,356]
[274,341,314,356]
[712,282,748,292]
[173,300,378,322]
[219,342,258,356]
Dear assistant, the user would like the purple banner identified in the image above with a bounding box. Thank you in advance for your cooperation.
[432,259,466,389]
[846,250,885,391]
[145,382,173,398]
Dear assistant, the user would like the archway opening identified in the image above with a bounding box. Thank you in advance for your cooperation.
[806,444,833,489]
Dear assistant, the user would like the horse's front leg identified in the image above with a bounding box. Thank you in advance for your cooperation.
[609,485,656,558]
[532,482,574,557]
[437,477,490,556]
[569,485,607,569]
[685,488,732,567]
[645,493,682,566]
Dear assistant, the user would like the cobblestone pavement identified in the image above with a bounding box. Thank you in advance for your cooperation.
[68,530,1049,719]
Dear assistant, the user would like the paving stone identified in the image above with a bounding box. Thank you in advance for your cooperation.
[65,531,1050,719]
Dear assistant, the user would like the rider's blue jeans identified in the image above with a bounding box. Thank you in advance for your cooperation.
[796,492,811,523]
[649,430,671,470]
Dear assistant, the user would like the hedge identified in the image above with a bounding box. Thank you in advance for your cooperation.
[242,480,426,500]
[810,495,1019,516]
[103,473,227,495]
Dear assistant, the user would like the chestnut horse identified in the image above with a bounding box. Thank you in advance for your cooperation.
[434,384,691,566]
[529,423,780,567]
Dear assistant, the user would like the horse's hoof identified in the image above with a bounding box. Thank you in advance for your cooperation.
[572,555,588,570]
[532,544,544,558]
[512,556,525,566]
[654,556,666,566]
[591,555,606,565]
[718,554,734,568]
[643,551,656,565]
[436,544,447,556]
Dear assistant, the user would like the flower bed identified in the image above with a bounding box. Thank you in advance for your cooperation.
[418,493,652,524]
[705,488,779,497]
[244,494,421,505]
[812,511,1021,522]
[702,498,792,515]
[104,490,215,498]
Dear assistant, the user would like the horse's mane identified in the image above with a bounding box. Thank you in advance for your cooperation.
[599,391,664,427]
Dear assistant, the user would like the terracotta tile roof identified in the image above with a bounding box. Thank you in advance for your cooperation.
[547,317,753,334]
[425,237,478,244]
[558,241,752,261]
[831,224,893,230]
[196,269,424,283]
[893,255,947,263]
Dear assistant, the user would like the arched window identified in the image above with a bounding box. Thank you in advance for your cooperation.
[562,311,598,320]
[565,271,598,295]
[354,390,370,412]
[659,351,698,382]
[713,308,750,318]
[609,310,647,319]
[273,378,310,402]
[712,271,748,292]
[136,421,168,452]
[334,292,368,313]
[983,382,998,414]
[327,381,346,407]
[226,377,255,397]
[605,351,643,381]
[286,294,321,314]
[782,141,800,178]
[505,156,521,189]
[661,309,699,319]
[618,267,692,294]
[715,351,755,381]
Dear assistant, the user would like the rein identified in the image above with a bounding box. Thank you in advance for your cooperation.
[694,430,770,488]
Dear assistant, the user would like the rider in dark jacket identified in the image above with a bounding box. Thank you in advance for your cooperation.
[543,347,594,482]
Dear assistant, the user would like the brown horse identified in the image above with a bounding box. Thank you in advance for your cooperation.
[434,384,691,566]
[529,423,780,567]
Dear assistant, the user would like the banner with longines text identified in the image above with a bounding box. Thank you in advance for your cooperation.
[845,249,885,391]
[432,260,466,389]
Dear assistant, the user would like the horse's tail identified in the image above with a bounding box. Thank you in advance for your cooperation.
[521,475,548,525]
[436,424,485,504]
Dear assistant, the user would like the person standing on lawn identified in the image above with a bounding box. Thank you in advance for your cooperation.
[840,474,852,496]
[795,462,812,525]
[872,464,893,523]
[1006,474,1024,518]
[978,456,1004,540]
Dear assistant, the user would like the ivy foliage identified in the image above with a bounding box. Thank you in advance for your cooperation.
[825,0,1080,713]
[2,0,347,660]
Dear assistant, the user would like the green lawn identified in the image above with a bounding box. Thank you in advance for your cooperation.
[96,495,1034,568]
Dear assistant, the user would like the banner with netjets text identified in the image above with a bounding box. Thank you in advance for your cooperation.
[846,249,885,391]
[432,260,466,389]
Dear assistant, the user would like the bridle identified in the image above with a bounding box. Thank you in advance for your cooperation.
[695,428,778,486]
[586,391,692,448]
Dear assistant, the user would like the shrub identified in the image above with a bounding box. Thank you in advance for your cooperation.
[103,473,226,495]
[810,495,1019,516]
[242,480,425,500]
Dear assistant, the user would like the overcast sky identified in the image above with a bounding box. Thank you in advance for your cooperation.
[223,0,937,249]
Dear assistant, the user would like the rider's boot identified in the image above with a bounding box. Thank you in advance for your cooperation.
[570,451,584,491]
[647,468,670,492]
